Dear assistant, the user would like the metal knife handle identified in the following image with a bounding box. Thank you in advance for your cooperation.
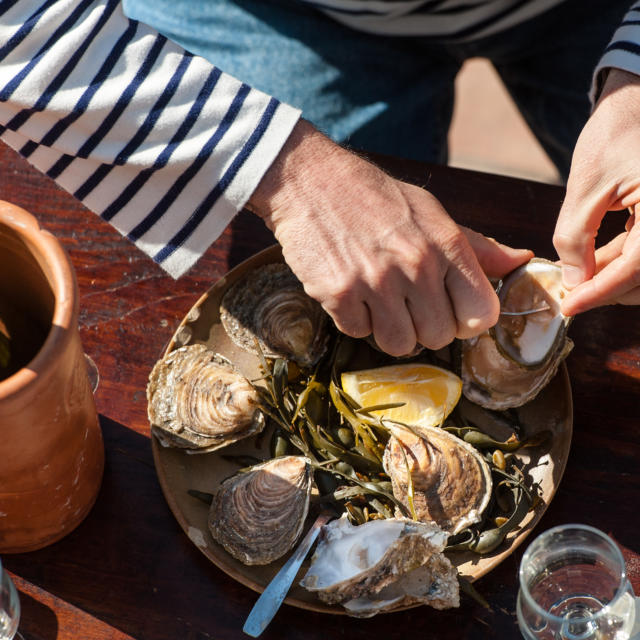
[243,511,333,638]
[499,304,550,316]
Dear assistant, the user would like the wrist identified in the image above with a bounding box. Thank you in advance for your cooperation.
[246,119,345,225]
[598,68,640,106]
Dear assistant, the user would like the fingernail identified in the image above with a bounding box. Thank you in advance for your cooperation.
[562,266,583,288]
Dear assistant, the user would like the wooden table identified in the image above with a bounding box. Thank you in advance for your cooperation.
[1,139,639,640]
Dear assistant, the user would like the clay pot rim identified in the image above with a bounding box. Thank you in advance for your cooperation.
[0,200,78,395]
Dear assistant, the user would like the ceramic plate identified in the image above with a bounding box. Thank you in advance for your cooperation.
[151,244,573,614]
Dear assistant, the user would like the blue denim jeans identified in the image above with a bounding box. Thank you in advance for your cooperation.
[123,0,629,180]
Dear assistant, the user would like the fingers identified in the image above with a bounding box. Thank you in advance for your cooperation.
[552,186,606,289]
[405,277,457,351]
[560,221,640,315]
[324,295,372,340]
[593,232,627,273]
[322,239,496,355]
[460,226,533,278]
[626,209,636,232]
[444,258,500,339]
[346,229,513,354]
[319,272,420,357]
[369,292,419,357]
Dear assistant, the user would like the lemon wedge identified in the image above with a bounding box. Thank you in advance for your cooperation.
[341,363,462,428]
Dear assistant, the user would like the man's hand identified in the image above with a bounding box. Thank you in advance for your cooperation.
[249,120,532,356]
[553,69,640,315]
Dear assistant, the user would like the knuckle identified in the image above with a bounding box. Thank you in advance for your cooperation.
[308,275,357,309]
[398,245,425,281]
[456,323,488,341]
[315,278,372,339]
[457,299,499,340]
[377,335,417,357]
[552,230,578,255]
[417,327,456,351]
[334,315,371,339]
[441,227,469,257]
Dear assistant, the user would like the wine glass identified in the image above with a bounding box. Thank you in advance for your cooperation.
[0,559,20,640]
[517,524,637,640]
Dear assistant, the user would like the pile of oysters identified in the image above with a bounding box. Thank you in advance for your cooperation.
[147,258,571,617]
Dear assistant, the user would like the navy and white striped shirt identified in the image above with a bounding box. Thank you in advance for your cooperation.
[1,0,639,278]
[0,0,301,277]
[301,0,567,40]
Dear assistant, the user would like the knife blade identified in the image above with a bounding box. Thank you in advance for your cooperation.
[499,303,550,316]
[243,510,334,637]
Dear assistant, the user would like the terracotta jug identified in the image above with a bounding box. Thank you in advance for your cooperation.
[0,201,104,552]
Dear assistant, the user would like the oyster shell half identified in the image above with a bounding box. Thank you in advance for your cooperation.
[220,263,329,367]
[460,258,573,410]
[383,425,492,535]
[147,343,265,453]
[300,516,459,616]
[493,258,571,368]
[208,455,313,565]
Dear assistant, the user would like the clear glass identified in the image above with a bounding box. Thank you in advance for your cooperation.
[517,524,636,640]
[0,560,20,640]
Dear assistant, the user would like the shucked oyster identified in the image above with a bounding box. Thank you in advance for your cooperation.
[208,455,313,565]
[300,516,459,617]
[147,343,265,452]
[383,425,492,535]
[493,258,571,368]
[460,258,573,410]
[220,263,329,367]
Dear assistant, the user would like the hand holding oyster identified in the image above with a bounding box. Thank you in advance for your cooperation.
[147,257,572,617]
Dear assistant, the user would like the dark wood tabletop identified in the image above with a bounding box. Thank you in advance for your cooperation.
[1,138,639,640]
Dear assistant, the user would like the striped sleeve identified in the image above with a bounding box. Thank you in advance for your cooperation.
[0,0,301,278]
[590,2,640,104]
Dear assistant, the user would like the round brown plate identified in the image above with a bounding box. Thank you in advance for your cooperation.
[151,244,573,614]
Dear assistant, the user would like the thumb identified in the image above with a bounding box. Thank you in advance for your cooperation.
[460,227,533,279]
[552,179,604,289]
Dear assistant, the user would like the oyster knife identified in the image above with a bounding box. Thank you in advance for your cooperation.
[243,510,334,637]
[499,303,550,316]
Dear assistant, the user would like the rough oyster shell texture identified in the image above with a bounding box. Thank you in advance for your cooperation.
[220,263,329,367]
[383,425,492,535]
[300,516,459,617]
[461,258,573,409]
[208,455,313,565]
[147,343,265,453]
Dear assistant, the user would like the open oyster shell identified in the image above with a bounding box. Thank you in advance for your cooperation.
[383,425,492,535]
[300,516,459,617]
[208,455,313,565]
[220,263,329,367]
[460,258,573,410]
[493,258,571,368]
[147,343,265,453]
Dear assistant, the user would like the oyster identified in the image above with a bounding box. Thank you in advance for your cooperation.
[220,263,329,367]
[383,425,492,535]
[147,343,265,452]
[208,455,313,565]
[460,258,573,410]
[300,516,459,616]
[493,258,571,368]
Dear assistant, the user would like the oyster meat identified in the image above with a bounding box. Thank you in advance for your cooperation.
[147,343,265,452]
[460,258,573,410]
[383,425,492,535]
[208,455,313,565]
[220,263,329,367]
[300,515,459,616]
